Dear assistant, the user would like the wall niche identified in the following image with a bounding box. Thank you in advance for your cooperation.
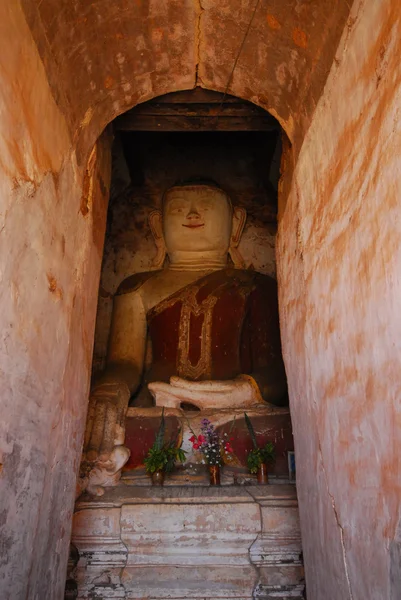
[92,92,283,378]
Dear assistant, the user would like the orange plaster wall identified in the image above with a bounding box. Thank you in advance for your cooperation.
[277,1,401,598]
[0,4,111,598]
[20,0,351,163]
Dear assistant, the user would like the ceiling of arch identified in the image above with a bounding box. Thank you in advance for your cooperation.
[20,0,351,159]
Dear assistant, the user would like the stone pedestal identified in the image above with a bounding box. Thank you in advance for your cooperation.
[71,485,304,600]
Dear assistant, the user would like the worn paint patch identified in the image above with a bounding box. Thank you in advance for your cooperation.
[267,14,281,30]
[292,27,308,49]
[104,75,115,89]
[47,273,63,300]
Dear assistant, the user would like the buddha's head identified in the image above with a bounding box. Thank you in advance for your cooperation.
[149,183,247,270]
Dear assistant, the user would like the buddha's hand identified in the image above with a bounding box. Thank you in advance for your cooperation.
[148,374,265,410]
[84,382,131,463]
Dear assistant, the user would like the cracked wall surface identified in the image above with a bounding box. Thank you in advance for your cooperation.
[0,4,111,599]
[20,0,351,161]
[277,0,401,598]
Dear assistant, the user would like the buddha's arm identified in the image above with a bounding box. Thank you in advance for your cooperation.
[85,291,147,461]
[150,375,264,409]
[249,362,287,406]
[93,291,147,395]
[246,281,288,406]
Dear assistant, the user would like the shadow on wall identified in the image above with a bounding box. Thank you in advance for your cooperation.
[390,520,401,600]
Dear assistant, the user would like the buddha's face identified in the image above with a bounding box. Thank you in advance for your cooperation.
[162,185,233,254]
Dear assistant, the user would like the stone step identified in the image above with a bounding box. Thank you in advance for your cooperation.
[254,583,305,599]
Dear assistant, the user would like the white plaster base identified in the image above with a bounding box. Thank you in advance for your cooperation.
[72,485,304,599]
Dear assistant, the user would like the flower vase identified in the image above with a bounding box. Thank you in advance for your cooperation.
[151,470,165,486]
[257,463,268,485]
[209,464,220,486]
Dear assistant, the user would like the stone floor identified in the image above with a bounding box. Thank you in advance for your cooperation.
[71,483,305,599]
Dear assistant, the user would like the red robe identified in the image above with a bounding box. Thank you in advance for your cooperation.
[117,268,287,406]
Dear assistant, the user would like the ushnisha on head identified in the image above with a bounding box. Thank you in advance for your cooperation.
[149,183,247,271]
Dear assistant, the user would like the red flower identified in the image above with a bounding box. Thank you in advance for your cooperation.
[197,434,206,444]
[192,442,200,450]
[224,442,233,453]
[189,435,196,443]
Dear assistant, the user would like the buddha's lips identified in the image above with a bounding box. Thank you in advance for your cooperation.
[182,223,205,228]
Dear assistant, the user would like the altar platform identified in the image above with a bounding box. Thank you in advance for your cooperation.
[71,483,304,600]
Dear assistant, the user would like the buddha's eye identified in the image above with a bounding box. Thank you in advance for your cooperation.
[169,202,186,214]
[199,200,213,211]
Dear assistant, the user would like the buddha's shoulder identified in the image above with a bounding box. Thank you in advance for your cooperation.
[225,268,277,288]
[116,270,163,296]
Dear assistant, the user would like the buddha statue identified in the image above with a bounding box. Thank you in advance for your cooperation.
[80,183,287,494]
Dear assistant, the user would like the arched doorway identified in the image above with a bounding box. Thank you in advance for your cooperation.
[70,87,303,600]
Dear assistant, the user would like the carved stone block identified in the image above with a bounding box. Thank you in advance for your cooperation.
[72,485,304,599]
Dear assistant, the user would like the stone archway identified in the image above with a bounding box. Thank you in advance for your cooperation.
[19,0,351,161]
[71,93,302,600]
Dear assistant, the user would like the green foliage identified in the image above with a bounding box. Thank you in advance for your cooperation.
[144,409,186,474]
[154,407,166,451]
[261,441,275,464]
[244,412,276,473]
[244,412,258,449]
[144,444,186,474]
[246,443,276,474]
[144,446,168,474]
[247,448,263,474]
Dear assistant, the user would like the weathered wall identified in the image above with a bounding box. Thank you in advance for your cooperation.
[0,0,358,598]
[20,0,351,160]
[277,1,401,598]
[0,4,111,599]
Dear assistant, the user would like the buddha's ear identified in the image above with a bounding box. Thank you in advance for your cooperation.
[231,206,247,245]
[229,207,247,269]
[149,210,166,269]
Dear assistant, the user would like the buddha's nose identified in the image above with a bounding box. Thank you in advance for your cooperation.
[186,208,201,220]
